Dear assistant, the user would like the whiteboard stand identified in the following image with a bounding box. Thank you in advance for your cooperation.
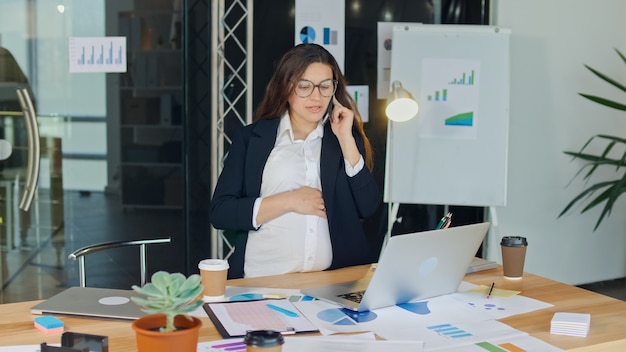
[485,206,500,262]
[380,201,400,259]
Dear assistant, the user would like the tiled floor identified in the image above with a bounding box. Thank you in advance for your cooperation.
[1,190,183,303]
[1,191,625,304]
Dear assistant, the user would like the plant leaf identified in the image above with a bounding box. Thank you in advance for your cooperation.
[130,271,204,331]
[579,94,626,112]
[179,274,202,293]
[585,177,626,230]
[559,180,617,216]
[616,48,626,65]
[583,64,626,94]
[132,283,163,297]
[562,49,626,231]
[150,271,172,294]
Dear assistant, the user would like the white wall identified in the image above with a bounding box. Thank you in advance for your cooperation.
[487,0,626,285]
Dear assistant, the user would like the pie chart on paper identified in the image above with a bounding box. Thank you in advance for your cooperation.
[317,308,377,325]
[300,26,316,43]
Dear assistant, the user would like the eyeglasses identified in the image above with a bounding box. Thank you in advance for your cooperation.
[294,79,338,98]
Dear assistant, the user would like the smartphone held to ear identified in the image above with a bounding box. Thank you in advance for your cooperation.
[322,99,334,125]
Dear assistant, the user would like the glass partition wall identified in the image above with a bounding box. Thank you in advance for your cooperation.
[0,0,186,303]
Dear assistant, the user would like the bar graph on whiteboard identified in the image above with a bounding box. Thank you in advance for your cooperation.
[419,58,480,139]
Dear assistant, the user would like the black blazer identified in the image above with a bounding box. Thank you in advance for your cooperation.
[210,117,382,278]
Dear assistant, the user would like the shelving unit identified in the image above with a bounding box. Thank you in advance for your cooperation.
[117,1,183,209]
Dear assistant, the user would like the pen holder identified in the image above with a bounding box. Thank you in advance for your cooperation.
[244,330,284,352]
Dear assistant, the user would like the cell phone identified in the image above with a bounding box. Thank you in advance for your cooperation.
[59,331,108,351]
[322,98,334,125]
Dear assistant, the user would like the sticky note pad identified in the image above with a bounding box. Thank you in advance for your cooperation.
[550,312,590,337]
[34,315,64,333]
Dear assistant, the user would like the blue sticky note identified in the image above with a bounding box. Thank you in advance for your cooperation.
[34,315,64,329]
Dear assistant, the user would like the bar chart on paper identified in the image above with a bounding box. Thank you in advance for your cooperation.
[69,37,127,73]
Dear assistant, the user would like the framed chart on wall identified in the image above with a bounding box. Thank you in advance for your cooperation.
[384,24,511,207]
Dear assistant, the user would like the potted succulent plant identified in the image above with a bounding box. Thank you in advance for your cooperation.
[130,271,204,352]
[560,48,626,231]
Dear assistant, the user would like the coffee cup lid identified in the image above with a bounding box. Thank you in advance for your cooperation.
[500,236,528,247]
[198,259,229,271]
[244,330,284,347]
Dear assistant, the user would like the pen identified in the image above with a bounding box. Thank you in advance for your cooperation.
[266,303,299,317]
[436,212,452,230]
[486,282,495,299]
[442,213,452,229]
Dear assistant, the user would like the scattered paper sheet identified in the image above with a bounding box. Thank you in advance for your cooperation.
[198,332,424,352]
[194,284,560,351]
[204,299,318,337]
[292,288,553,335]
[190,286,315,317]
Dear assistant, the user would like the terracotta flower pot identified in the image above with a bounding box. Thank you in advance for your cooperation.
[132,314,202,352]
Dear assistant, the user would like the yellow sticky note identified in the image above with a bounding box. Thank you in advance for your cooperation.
[470,284,520,298]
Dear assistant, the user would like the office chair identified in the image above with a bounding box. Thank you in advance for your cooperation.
[68,237,171,287]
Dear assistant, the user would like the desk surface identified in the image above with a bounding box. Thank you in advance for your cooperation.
[1,265,625,351]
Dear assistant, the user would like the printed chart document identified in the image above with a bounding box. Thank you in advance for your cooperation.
[204,299,318,337]
[198,332,424,352]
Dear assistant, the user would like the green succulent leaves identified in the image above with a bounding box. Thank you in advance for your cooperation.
[131,271,204,332]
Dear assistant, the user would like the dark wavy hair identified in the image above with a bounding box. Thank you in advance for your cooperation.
[254,43,374,170]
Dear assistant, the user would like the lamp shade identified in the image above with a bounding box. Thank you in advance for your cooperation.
[385,81,418,122]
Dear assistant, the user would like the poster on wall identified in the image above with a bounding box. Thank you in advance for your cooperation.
[377,22,421,99]
[346,85,369,122]
[68,37,127,73]
[294,0,345,72]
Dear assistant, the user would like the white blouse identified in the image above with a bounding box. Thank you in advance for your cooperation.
[244,113,364,278]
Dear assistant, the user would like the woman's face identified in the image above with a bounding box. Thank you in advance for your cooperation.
[288,62,334,126]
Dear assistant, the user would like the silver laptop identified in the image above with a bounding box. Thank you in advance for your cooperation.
[30,287,148,320]
[302,222,490,312]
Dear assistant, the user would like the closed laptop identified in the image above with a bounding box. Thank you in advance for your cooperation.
[31,286,147,320]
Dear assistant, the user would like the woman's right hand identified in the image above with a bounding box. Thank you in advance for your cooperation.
[288,186,327,218]
[256,186,327,225]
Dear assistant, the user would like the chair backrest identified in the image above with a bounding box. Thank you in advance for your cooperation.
[68,237,171,287]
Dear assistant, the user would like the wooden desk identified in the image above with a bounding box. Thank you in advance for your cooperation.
[1,265,625,351]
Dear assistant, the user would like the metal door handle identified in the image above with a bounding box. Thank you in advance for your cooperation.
[16,88,40,211]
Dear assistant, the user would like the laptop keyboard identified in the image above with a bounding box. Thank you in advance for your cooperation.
[338,290,365,303]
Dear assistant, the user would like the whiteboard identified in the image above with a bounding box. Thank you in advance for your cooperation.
[384,25,511,207]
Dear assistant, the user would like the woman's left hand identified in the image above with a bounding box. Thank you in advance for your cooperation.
[329,96,354,139]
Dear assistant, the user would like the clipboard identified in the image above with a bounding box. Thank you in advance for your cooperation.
[203,299,319,338]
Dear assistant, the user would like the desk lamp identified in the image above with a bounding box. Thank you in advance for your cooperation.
[385,80,418,122]
[382,80,418,253]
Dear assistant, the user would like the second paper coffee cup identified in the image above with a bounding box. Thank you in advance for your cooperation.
[500,236,528,279]
[244,330,284,352]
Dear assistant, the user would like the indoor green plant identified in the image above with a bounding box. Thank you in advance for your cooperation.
[559,48,626,231]
[130,271,204,352]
